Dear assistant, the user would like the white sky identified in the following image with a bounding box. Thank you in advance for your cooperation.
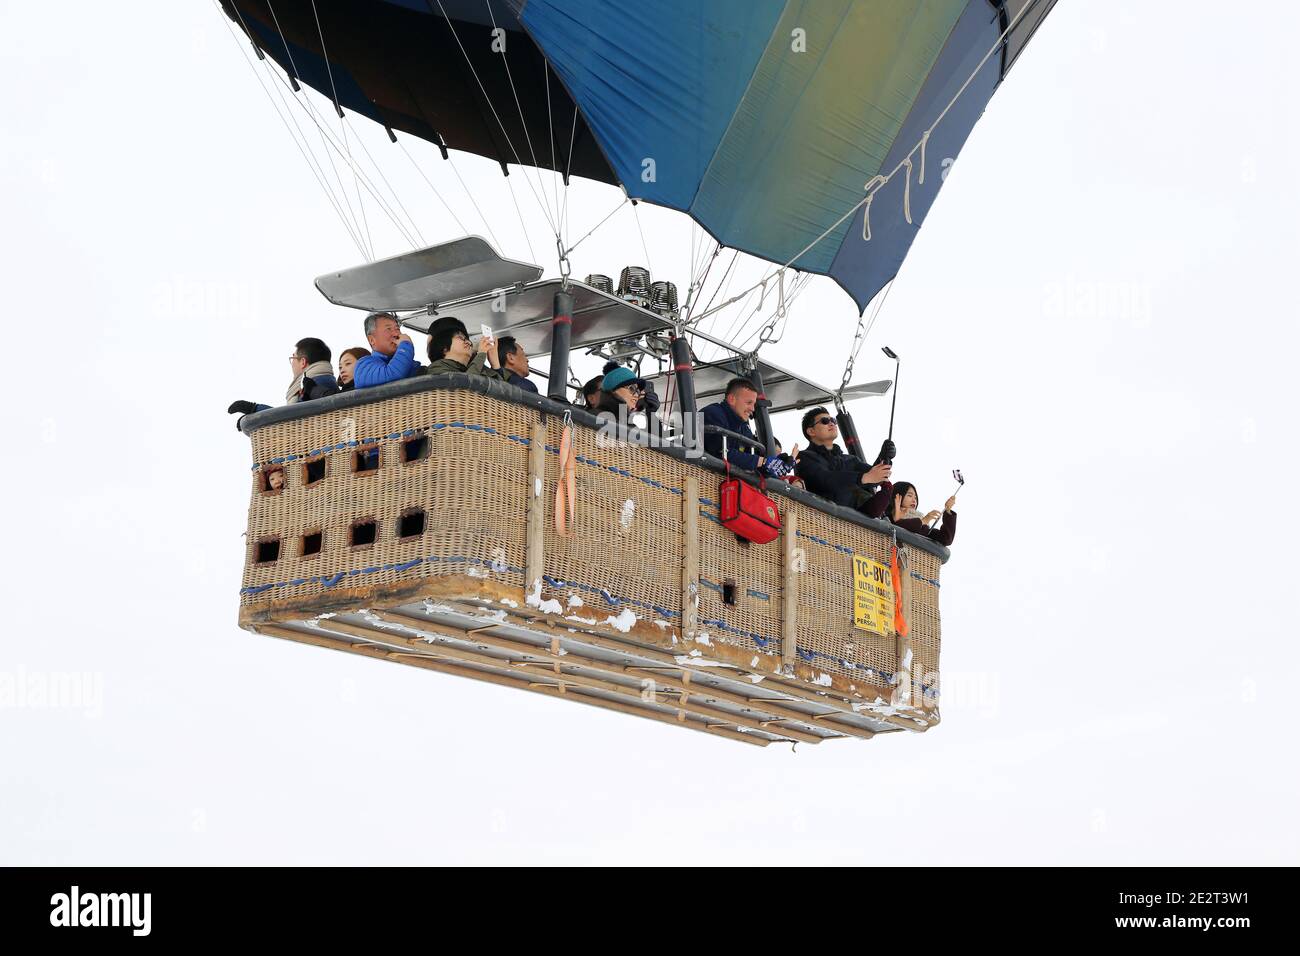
[2,0,1297,864]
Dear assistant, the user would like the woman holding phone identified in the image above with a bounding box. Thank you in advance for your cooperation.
[887,481,957,547]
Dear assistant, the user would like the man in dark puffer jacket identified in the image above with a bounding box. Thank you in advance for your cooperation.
[795,406,894,519]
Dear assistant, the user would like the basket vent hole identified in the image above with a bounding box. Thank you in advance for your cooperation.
[399,509,426,539]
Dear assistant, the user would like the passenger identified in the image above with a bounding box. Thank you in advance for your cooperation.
[580,375,603,410]
[425,316,501,376]
[888,481,957,546]
[265,467,285,491]
[337,346,370,392]
[354,312,423,388]
[701,377,785,471]
[594,366,644,418]
[496,335,538,393]
[288,338,339,401]
[225,336,338,419]
[702,378,758,463]
[590,360,634,412]
[795,406,894,518]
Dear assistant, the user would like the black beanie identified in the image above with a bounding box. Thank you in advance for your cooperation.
[427,316,468,362]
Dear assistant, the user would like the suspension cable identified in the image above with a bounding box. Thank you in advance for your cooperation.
[838,279,895,395]
[395,136,470,236]
[505,171,539,264]
[630,200,654,276]
[264,1,370,258]
[443,150,505,250]
[349,127,426,247]
[559,105,579,248]
[308,0,373,257]
[695,249,739,333]
[682,241,721,322]
[254,50,423,250]
[430,0,558,236]
[215,1,367,258]
[483,0,555,229]
[545,60,559,235]
[563,197,628,257]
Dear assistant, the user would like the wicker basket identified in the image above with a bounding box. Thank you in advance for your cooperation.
[238,380,946,747]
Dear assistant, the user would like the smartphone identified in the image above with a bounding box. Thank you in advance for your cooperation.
[481,324,493,339]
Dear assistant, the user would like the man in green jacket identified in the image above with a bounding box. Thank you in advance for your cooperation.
[425,316,505,377]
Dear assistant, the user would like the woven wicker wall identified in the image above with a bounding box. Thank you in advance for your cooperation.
[240,388,943,696]
[241,391,531,607]
[537,416,685,627]
[908,548,943,707]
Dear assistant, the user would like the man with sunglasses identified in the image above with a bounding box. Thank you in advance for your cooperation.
[796,407,895,519]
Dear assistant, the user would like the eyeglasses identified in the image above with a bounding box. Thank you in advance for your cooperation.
[815,416,835,426]
[453,331,471,343]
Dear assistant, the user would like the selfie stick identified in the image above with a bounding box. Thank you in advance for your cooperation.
[882,346,900,441]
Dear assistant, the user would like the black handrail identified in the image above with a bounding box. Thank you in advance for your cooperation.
[702,423,765,451]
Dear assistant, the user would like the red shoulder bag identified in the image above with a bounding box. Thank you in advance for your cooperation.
[719,460,781,544]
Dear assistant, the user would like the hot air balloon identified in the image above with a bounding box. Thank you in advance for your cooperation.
[225,0,1055,746]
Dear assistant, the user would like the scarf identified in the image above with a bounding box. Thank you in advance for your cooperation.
[286,360,334,403]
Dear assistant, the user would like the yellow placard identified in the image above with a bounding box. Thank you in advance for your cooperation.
[852,554,894,634]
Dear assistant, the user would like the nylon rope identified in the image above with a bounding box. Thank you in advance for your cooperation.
[690,0,1046,325]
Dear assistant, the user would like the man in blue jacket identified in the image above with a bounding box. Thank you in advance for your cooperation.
[702,377,793,471]
[354,312,423,388]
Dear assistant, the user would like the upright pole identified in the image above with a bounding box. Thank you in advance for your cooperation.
[547,288,573,402]
[882,346,900,445]
[749,365,777,456]
[670,333,698,451]
[836,407,868,463]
